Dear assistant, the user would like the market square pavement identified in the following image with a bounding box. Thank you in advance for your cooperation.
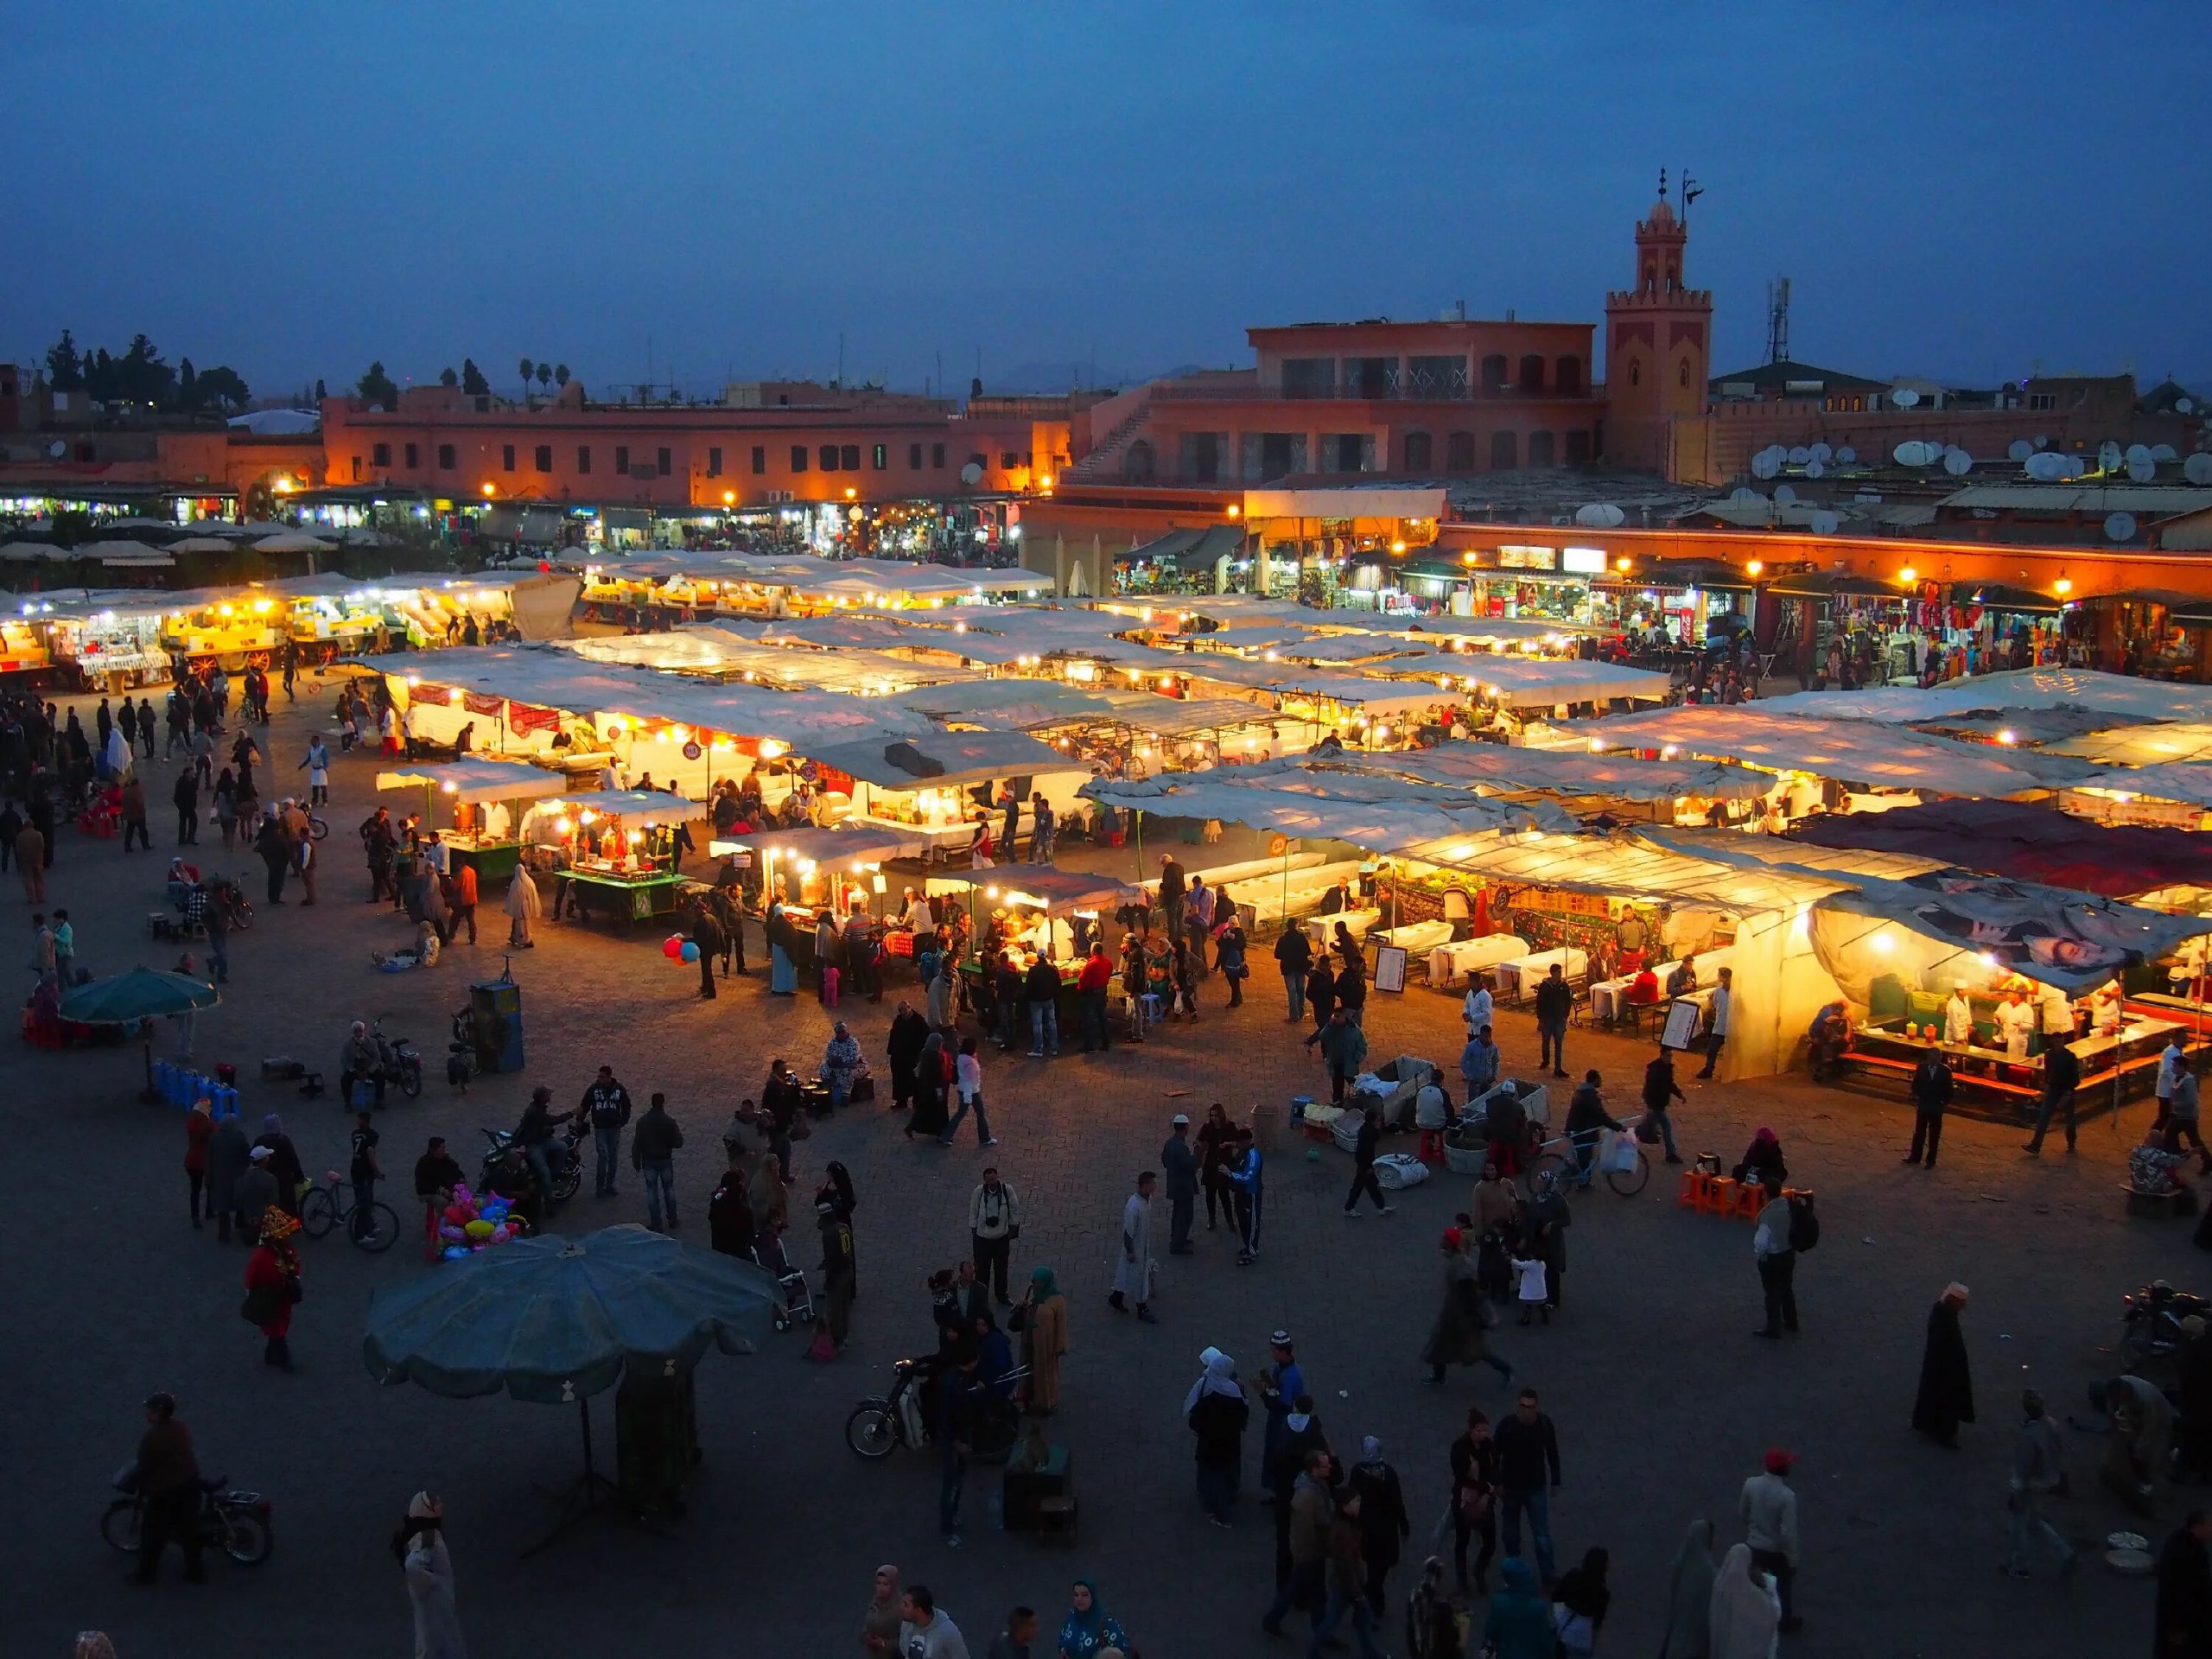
[4,672,2194,1658]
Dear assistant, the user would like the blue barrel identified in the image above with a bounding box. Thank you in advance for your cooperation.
[470,979,524,1073]
[1290,1095,1313,1122]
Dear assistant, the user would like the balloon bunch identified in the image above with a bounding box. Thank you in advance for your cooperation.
[662,933,700,964]
[434,1182,524,1262]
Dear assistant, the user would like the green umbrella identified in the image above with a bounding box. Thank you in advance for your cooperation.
[364,1224,779,1549]
[60,966,220,1101]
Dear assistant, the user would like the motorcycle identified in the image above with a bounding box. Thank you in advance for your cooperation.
[479,1122,583,1205]
[102,1466,274,1565]
[2120,1280,2207,1371]
[845,1357,1027,1461]
[372,1016,423,1099]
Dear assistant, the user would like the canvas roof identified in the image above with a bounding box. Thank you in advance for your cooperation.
[925,867,1140,916]
[803,730,1077,791]
[527,788,695,819]
[2080,760,2212,808]
[1406,829,1849,912]
[1782,799,2212,898]
[1756,668,2212,726]
[2043,723,2212,765]
[709,824,907,867]
[1318,745,1777,803]
[375,759,564,803]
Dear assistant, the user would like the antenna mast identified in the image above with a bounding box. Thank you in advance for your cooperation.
[1764,276,1791,365]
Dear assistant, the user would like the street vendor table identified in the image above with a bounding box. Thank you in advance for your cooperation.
[1306,909,1382,950]
[852,813,977,863]
[958,952,1084,1033]
[1497,948,1589,1001]
[443,833,522,884]
[1426,934,1532,988]
[1373,919,1454,956]
[557,868,686,924]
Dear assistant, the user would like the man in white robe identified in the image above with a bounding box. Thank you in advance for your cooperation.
[1108,1171,1159,1323]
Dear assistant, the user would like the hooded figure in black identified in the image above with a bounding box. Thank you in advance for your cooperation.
[1911,1283,1975,1448]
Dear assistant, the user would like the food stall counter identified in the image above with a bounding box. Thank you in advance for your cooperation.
[1426,933,1533,988]
[378,758,562,884]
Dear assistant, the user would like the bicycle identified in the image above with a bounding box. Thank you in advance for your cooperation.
[299,1170,401,1252]
[1520,1135,1573,1203]
[1600,1116,1653,1197]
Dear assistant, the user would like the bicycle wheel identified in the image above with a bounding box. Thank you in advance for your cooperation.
[845,1403,899,1459]
[299,1185,338,1239]
[1521,1150,1569,1202]
[308,815,328,842]
[1605,1147,1651,1197]
[99,1499,143,1554]
[351,1201,402,1254]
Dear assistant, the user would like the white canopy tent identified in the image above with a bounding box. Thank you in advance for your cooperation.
[1319,745,1779,803]
[1758,668,2212,726]
[2044,723,2212,765]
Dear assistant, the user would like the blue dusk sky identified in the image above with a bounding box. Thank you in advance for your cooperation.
[3,1,2207,399]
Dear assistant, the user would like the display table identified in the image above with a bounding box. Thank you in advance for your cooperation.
[1497,948,1590,1001]
[851,813,978,862]
[1306,908,1382,950]
[1426,934,1531,988]
[557,867,686,923]
[444,836,523,883]
[1372,919,1454,956]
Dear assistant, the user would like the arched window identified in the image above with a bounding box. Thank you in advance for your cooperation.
[1518,354,1545,392]
[1555,355,1582,395]
[1401,431,1433,472]
[1628,360,1641,387]
[1490,430,1517,469]
[1480,354,1508,391]
[1528,430,1556,467]
[1678,359,1691,388]
[1446,430,1476,473]
[1122,440,1155,483]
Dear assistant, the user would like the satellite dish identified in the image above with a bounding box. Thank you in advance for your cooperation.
[1892,387,1922,409]
[1727,486,1763,507]
[2126,443,2153,465]
[959,461,984,486]
[2179,397,2196,414]
[1804,458,1826,479]
[45,439,66,460]
[1786,446,1812,465]
[1809,442,1834,462]
[2007,439,2033,462]
[1893,440,1939,467]
[2034,435,2050,449]
[1750,450,1780,480]
[1835,445,1856,464]
[2128,454,2157,483]
[2183,452,2212,486]
[1810,510,1840,535]
[1573,504,1626,528]
[2105,512,2138,542]
[1942,448,1972,476]
[1773,485,1798,507]
[2025,452,2068,481]
[2152,443,2179,461]
[2098,441,2124,472]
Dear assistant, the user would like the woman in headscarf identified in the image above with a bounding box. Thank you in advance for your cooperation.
[1707,1543,1781,1659]
[814,911,841,1002]
[395,1491,466,1658]
[766,901,798,995]
[1910,1283,1974,1448]
[1012,1263,1068,1413]
[504,868,541,949]
[886,1000,929,1112]
[1184,1346,1249,1527]
[861,1563,904,1656]
[1549,1545,1610,1657]
[1480,1557,1555,1659]
[906,1031,950,1140]
[243,1210,302,1370]
[1659,1519,1717,1659]
[1055,1579,1129,1659]
[1730,1127,1788,1191]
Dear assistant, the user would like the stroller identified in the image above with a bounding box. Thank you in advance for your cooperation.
[753,1241,815,1332]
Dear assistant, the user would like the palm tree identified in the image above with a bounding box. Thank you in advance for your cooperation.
[537,362,551,391]
[554,364,570,389]
[518,356,534,394]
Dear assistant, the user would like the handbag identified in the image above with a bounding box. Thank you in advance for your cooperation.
[849,1074,875,1103]
[240,1284,284,1325]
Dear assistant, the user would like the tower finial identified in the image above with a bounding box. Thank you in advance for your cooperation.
[1657,166,1668,202]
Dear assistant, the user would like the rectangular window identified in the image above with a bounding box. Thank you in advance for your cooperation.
[535,445,552,474]
[404,442,419,469]
[1000,451,1020,468]
[707,447,722,477]
[351,455,362,482]
[501,443,516,473]
[840,443,859,471]
[614,445,630,475]
[819,444,839,472]
[873,443,887,471]
[372,442,391,467]
[791,446,809,473]
[657,447,671,476]
[932,443,946,469]
[908,442,923,469]
[1281,357,1335,398]
[435,443,455,470]
[2028,392,2056,411]
[752,445,766,475]
[576,446,591,475]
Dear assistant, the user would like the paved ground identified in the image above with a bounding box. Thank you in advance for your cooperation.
[8,671,2197,1658]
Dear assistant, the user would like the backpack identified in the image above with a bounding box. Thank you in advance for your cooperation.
[1787,1197,1820,1253]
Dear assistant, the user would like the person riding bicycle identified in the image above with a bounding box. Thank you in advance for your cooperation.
[1562,1071,1624,1188]
[340,1020,385,1109]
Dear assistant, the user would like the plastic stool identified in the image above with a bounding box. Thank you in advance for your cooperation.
[1733,1182,1767,1221]
[1140,993,1162,1023]
[1418,1128,1446,1165]
[1677,1168,1710,1209]
[1704,1175,1739,1217]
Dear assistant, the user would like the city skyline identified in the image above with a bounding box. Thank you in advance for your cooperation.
[6,2,2210,400]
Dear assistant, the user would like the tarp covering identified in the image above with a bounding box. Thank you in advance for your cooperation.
[524,788,695,819]
[2082,760,2212,808]
[1757,668,2212,726]
[375,759,563,803]
[1784,799,2212,898]
[1319,745,1778,803]
[712,824,907,867]
[802,730,1077,791]
[1575,707,2098,796]
[1406,830,1848,912]
[2044,723,2212,765]
[554,626,974,693]
[1426,654,1675,709]
[925,866,1139,916]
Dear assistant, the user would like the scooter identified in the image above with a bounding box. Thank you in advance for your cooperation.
[845,1357,1027,1461]
[2120,1280,2207,1371]
[479,1122,583,1205]
[102,1466,274,1565]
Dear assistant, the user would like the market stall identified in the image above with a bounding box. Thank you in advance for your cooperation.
[518,789,698,924]
[709,823,907,942]
[375,759,565,883]
[926,868,1141,1036]
[802,731,1092,860]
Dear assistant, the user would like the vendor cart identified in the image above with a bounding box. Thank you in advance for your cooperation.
[378,758,563,885]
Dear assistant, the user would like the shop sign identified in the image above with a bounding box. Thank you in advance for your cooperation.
[1497,545,1557,570]
[1560,547,1608,575]
[1516,885,1612,918]
[682,741,702,760]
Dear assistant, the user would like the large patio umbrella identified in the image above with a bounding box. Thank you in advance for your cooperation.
[59,966,221,1099]
[364,1224,779,1549]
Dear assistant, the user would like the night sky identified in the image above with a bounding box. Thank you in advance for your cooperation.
[6,1,2207,401]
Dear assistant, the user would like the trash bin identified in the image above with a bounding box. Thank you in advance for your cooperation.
[469,978,524,1073]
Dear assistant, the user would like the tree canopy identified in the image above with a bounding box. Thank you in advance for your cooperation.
[358,361,399,405]
[39,328,250,411]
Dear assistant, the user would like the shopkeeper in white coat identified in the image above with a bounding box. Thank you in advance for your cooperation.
[1463,973,1493,1037]
[1995,988,2036,1061]
[2037,982,2076,1046]
[1942,982,1975,1047]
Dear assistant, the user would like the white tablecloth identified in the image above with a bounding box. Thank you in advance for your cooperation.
[1426,934,1532,988]
[1374,919,1454,955]
[1497,947,1589,1000]
[1306,908,1382,948]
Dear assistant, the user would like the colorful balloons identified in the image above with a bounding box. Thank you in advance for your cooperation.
[662,935,684,960]
[680,941,700,963]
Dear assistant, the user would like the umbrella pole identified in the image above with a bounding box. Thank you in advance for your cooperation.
[521,1395,635,1558]
[140,1032,159,1104]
